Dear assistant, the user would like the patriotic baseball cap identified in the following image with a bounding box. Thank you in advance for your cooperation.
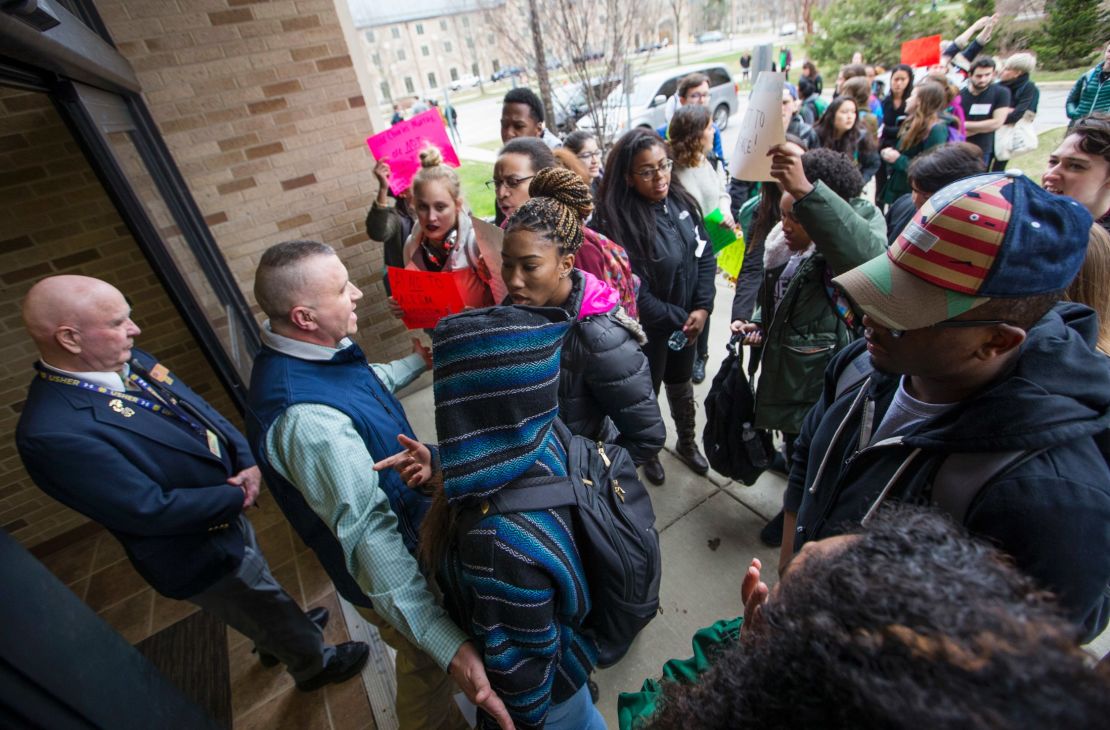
[833,171,1092,332]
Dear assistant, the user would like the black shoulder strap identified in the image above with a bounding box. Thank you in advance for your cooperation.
[931,449,1042,524]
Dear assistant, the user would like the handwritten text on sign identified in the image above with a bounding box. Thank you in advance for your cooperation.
[367,109,460,196]
[387,266,467,330]
[728,72,786,181]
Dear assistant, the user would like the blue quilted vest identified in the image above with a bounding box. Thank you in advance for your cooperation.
[246,342,430,608]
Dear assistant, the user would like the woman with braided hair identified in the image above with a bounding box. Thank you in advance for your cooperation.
[495,138,640,316]
[502,167,664,465]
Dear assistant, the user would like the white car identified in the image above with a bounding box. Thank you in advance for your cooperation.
[780,22,797,36]
[449,75,481,91]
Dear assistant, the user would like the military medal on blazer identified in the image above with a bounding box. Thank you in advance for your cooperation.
[33,360,225,458]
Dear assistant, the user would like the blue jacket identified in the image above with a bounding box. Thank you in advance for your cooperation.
[16,349,248,599]
[786,304,1110,641]
[246,342,430,609]
[1067,63,1110,120]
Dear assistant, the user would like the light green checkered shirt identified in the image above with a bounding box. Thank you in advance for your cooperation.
[260,325,467,670]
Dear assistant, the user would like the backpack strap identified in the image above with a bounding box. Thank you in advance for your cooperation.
[931,449,1042,524]
[834,349,874,400]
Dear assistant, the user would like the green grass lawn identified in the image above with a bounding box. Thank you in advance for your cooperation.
[457,160,497,219]
[1013,125,1066,182]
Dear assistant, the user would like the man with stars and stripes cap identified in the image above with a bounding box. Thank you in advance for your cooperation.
[778,171,1110,644]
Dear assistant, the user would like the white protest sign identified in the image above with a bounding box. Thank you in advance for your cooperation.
[729,72,786,181]
[471,215,508,304]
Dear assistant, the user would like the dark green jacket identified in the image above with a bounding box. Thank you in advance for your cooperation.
[1067,64,1110,120]
[880,121,948,206]
[751,181,886,433]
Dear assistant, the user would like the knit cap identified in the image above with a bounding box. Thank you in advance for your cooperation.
[431,305,571,502]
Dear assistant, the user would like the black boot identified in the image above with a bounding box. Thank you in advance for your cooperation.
[643,454,666,485]
[666,381,709,475]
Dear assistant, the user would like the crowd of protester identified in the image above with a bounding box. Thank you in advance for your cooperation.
[13,21,1110,730]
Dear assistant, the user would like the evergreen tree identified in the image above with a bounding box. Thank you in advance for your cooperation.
[1033,0,1110,70]
[960,0,995,31]
[809,0,954,68]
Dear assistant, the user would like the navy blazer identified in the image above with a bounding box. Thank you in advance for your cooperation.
[16,349,250,599]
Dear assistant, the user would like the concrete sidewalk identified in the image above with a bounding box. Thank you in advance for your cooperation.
[395,276,1109,728]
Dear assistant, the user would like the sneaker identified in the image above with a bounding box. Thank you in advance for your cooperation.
[691,355,708,385]
[258,606,330,667]
[296,641,370,692]
[759,510,785,548]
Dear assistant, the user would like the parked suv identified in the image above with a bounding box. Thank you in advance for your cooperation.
[579,63,739,137]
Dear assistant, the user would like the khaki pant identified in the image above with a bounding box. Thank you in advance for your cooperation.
[356,605,469,730]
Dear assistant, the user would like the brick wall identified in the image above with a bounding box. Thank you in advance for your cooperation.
[95,0,410,362]
[0,87,237,549]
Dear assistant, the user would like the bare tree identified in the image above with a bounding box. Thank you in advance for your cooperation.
[670,0,685,64]
[527,0,555,131]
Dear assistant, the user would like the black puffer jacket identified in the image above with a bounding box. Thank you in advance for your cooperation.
[559,269,665,465]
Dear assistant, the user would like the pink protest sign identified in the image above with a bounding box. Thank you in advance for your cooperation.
[367,109,460,196]
[387,266,468,330]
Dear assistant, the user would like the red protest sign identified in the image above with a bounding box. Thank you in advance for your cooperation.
[387,266,467,330]
[367,109,461,196]
[901,35,942,68]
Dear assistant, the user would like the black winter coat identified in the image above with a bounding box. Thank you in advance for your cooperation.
[633,197,717,338]
[786,303,1110,642]
[558,270,664,465]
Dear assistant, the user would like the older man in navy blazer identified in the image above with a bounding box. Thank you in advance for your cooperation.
[15,275,367,691]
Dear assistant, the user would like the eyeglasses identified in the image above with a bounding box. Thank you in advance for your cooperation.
[888,318,1014,339]
[577,150,602,161]
[485,175,534,191]
[684,92,710,102]
[632,159,673,180]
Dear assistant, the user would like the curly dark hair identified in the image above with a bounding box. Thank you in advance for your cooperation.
[668,104,712,169]
[502,86,545,122]
[505,166,592,255]
[801,147,864,201]
[646,505,1110,730]
[1071,113,1110,165]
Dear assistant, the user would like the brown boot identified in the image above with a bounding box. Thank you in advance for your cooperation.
[665,381,709,475]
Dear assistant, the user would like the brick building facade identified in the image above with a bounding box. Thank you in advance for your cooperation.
[1,0,411,553]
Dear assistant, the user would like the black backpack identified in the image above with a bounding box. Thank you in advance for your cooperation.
[703,335,773,485]
[458,419,661,667]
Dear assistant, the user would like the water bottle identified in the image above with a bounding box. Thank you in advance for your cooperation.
[742,422,769,468]
[667,329,689,351]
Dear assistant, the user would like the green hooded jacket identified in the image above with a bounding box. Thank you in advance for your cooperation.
[751,181,886,433]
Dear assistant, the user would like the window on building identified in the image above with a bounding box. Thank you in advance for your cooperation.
[404,76,415,94]
[421,45,429,57]
[440,20,448,31]
[371,52,381,66]
[472,62,479,76]
[416,23,424,35]
[444,41,453,53]
[487,33,494,44]
[463,16,470,27]
[466,37,474,49]
[365,29,375,43]
[397,48,406,61]
[492,59,501,72]
[380,81,391,101]
[450,67,459,81]
[427,72,437,88]
[391,27,400,39]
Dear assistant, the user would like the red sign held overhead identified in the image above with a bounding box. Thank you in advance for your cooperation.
[367,109,460,196]
[901,35,942,68]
